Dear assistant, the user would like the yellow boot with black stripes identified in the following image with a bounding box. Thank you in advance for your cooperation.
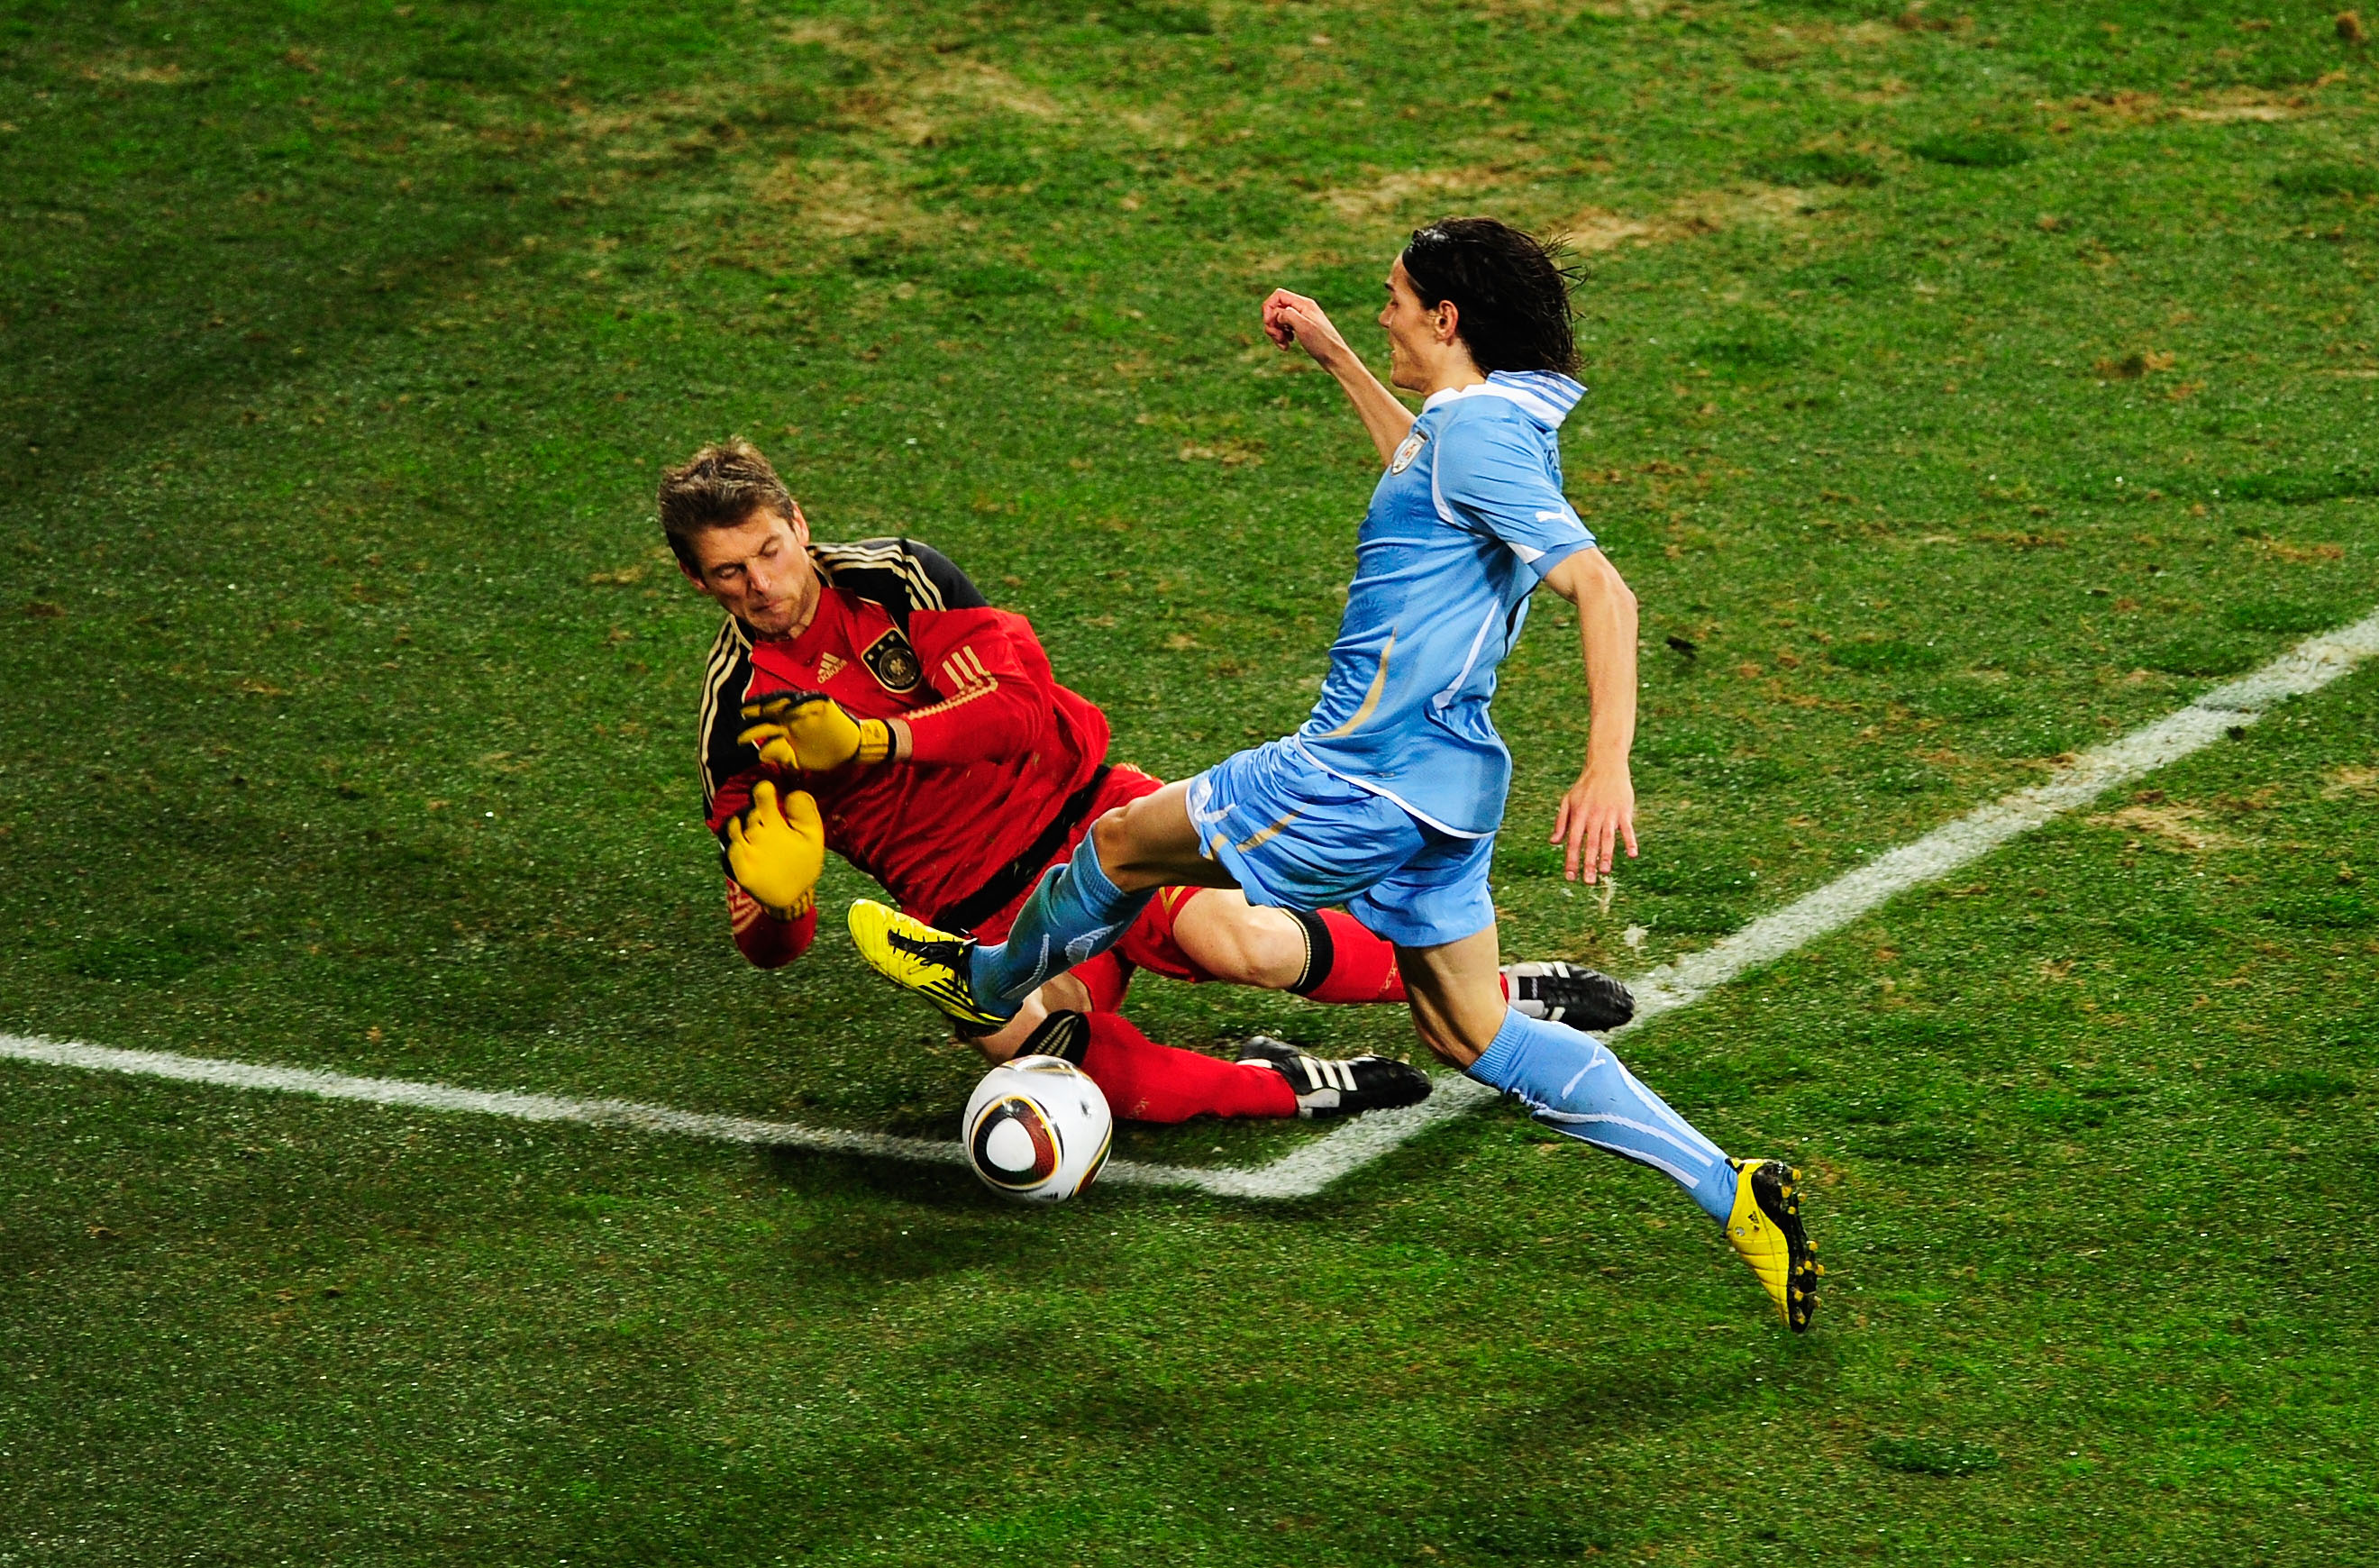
[1724,1157,1821,1333]
[847,899,1011,1032]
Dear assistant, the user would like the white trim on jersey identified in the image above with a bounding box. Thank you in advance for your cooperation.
[1283,735,1492,840]
[1431,602,1502,715]
[1420,369,1584,428]
[811,539,949,613]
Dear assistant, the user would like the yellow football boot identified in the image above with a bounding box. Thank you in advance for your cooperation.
[1723,1157,1820,1333]
[846,899,1011,1032]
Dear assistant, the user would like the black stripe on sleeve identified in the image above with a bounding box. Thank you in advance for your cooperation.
[812,536,989,631]
[697,616,754,808]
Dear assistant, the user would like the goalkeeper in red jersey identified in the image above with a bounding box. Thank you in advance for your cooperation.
[663,438,1631,1123]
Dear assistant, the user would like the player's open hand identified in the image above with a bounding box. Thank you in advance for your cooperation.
[1261,288,1352,369]
[738,690,888,771]
[725,779,826,919]
[1550,765,1638,885]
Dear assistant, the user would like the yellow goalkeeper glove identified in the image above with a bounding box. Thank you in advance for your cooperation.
[737,691,892,771]
[724,779,826,919]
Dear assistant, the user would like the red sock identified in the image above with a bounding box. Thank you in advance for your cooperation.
[1284,910,1522,1007]
[1287,909,1408,1005]
[1077,1011,1297,1124]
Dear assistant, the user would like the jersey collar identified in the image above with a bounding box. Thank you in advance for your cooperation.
[1420,380,1493,412]
[1420,369,1585,430]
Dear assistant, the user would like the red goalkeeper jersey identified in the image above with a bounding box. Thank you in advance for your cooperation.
[699,537,1110,962]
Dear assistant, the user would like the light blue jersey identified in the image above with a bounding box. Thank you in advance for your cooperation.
[1290,369,1594,837]
[971,361,1752,1244]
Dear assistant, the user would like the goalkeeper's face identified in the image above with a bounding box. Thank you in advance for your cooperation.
[680,505,818,639]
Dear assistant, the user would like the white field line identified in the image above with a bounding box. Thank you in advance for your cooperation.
[1234,604,2379,1195]
[0,1034,1243,1194]
[4,608,2376,1200]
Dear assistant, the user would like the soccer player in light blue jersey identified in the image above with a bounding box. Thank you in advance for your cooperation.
[851,218,1819,1330]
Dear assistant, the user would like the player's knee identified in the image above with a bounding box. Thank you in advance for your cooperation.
[1238,916,1309,989]
[1090,801,1180,890]
[1194,909,1304,989]
[1087,806,1137,873]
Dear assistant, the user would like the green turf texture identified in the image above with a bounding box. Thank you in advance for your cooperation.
[3,0,2377,1561]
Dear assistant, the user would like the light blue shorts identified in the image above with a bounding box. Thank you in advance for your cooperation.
[1185,736,1497,950]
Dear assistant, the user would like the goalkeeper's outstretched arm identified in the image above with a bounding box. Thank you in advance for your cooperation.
[734,612,1060,773]
[725,878,816,969]
[710,776,828,969]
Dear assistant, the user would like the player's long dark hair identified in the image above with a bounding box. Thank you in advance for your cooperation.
[1399,217,1581,376]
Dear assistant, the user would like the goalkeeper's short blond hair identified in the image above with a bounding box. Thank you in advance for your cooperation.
[658,437,796,570]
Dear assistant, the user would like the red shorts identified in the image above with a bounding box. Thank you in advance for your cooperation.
[966,764,1212,1013]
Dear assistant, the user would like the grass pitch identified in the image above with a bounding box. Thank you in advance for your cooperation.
[4,0,2378,1562]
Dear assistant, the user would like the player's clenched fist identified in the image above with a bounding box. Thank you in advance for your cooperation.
[725,779,826,919]
[1261,287,1354,370]
[737,690,891,771]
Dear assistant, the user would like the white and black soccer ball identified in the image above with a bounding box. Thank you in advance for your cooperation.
[962,1053,1113,1203]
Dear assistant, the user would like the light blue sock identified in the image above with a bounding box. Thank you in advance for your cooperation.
[1466,1007,1735,1223]
[967,832,1154,1010]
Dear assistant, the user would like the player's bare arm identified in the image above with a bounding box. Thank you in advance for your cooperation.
[1262,289,1414,465]
[1263,259,1488,467]
[1541,547,1640,885]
